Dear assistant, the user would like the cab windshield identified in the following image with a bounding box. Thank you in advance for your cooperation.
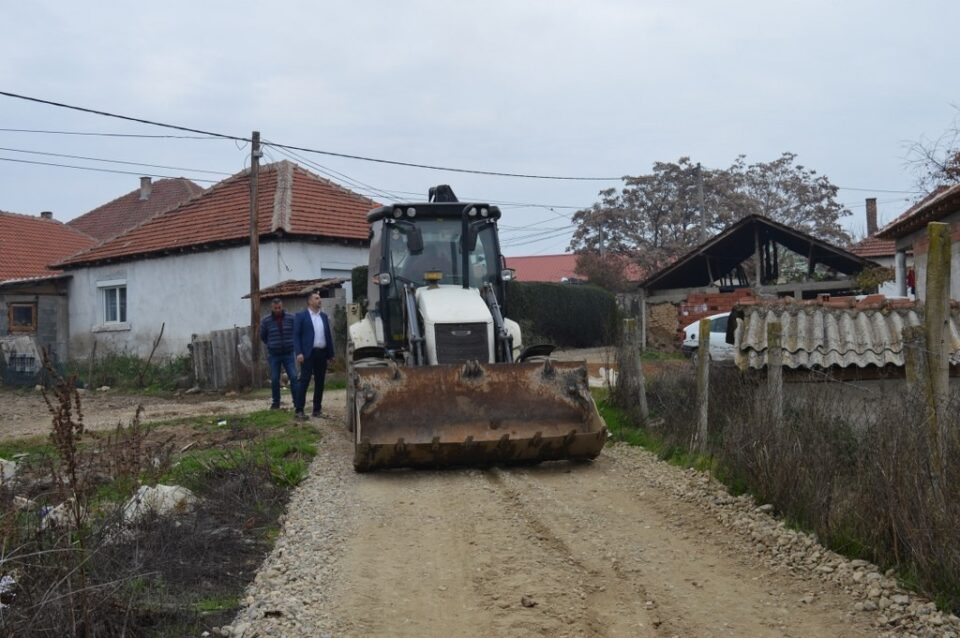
[387,219,499,287]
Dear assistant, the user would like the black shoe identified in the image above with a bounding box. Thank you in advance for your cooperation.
[294,411,307,421]
[270,404,280,410]
[311,410,322,418]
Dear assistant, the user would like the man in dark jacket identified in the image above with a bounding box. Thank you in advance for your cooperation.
[293,291,335,420]
[260,298,296,410]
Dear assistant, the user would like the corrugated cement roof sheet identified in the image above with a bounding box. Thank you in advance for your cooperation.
[734,305,960,370]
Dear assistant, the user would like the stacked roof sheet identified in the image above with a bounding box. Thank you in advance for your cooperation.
[734,303,960,370]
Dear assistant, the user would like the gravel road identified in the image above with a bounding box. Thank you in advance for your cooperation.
[222,407,960,638]
[6,377,957,638]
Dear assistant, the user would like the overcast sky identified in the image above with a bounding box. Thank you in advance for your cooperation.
[1,1,957,255]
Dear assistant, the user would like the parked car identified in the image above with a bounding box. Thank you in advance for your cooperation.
[680,312,735,361]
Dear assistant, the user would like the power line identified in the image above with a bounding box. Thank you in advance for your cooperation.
[500,226,573,248]
[0,156,220,183]
[0,91,622,181]
[837,185,923,194]
[266,141,404,203]
[0,91,246,141]
[0,146,232,175]
[0,127,222,139]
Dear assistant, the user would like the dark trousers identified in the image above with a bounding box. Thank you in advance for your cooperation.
[296,348,329,413]
[268,351,297,407]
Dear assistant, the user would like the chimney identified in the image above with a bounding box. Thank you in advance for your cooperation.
[139,176,152,201]
[865,197,878,236]
[40,211,53,220]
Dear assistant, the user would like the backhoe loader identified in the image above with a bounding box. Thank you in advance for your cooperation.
[346,186,606,471]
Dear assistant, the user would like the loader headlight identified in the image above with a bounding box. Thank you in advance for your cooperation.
[393,207,403,218]
[407,207,416,217]
[373,272,392,286]
[467,207,477,217]
[501,268,515,282]
[480,207,489,217]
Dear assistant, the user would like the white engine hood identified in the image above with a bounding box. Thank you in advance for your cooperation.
[416,285,492,324]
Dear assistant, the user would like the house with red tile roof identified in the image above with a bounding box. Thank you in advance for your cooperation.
[56,161,378,358]
[876,184,960,301]
[848,198,912,298]
[505,253,645,284]
[0,211,97,383]
[67,177,204,242]
[505,254,581,282]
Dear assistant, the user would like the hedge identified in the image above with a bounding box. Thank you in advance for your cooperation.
[505,281,618,348]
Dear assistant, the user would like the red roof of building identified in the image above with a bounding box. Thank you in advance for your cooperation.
[876,184,960,240]
[850,235,896,258]
[505,254,580,282]
[505,253,645,283]
[243,277,344,299]
[67,178,205,241]
[58,161,380,268]
[0,211,96,282]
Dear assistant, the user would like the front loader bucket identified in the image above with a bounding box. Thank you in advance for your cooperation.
[351,360,607,472]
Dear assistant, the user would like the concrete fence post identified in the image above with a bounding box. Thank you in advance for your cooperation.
[923,221,952,487]
[766,321,784,432]
[693,318,710,454]
[617,318,649,420]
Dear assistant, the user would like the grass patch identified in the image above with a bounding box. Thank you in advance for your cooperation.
[1,402,324,637]
[0,435,55,460]
[194,595,240,613]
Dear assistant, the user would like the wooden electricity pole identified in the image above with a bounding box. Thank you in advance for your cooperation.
[249,131,262,388]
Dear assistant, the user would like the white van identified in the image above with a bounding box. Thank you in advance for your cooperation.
[680,312,735,361]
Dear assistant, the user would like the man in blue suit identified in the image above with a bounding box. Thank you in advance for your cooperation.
[293,291,336,421]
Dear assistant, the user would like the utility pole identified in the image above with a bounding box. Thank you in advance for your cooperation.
[696,162,707,243]
[249,131,262,388]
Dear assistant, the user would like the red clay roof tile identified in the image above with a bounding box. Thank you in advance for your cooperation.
[0,211,97,282]
[58,162,380,268]
[67,178,204,241]
[850,235,896,258]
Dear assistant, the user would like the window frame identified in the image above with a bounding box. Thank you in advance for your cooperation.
[8,302,37,334]
[97,279,128,325]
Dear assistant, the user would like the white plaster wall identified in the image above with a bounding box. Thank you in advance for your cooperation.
[68,240,366,359]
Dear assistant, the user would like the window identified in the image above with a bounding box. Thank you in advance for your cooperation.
[101,285,127,323]
[8,303,37,333]
[710,315,728,333]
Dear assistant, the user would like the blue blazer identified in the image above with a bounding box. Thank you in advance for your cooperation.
[293,309,335,360]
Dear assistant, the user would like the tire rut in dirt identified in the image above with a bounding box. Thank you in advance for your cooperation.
[498,452,873,638]
[485,465,675,637]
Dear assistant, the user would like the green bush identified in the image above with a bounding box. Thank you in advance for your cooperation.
[352,265,369,304]
[505,281,619,348]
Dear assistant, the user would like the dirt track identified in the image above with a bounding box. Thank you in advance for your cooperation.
[0,382,912,636]
[233,411,881,638]
[0,388,345,441]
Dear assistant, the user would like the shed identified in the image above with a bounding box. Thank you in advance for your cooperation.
[638,215,877,350]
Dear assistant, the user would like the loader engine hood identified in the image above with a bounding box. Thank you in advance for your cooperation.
[415,285,494,364]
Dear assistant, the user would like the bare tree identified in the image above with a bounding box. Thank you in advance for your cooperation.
[907,106,960,190]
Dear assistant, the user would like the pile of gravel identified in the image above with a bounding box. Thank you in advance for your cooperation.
[214,424,355,638]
